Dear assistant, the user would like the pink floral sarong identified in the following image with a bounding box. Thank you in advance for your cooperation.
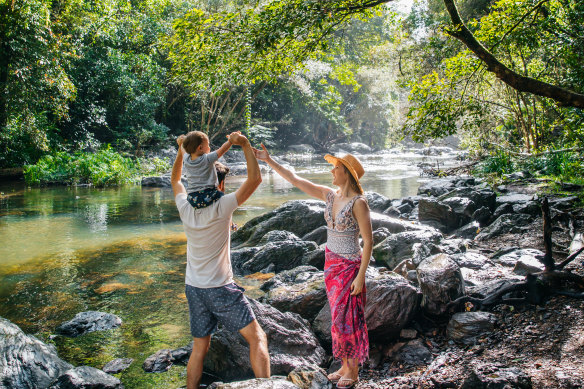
[324,247,369,364]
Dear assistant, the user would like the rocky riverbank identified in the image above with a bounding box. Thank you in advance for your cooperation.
[2,172,583,388]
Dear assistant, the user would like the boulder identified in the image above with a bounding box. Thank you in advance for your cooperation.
[461,363,532,389]
[372,230,443,269]
[301,248,326,270]
[438,187,497,211]
[496,193,533,206]
[311,305,332,349]
[48,366,122,389]
[373,227,391,245]
[452,222,480,240]
[141,174,187,188]
[447,312,497,345]
[490,203,515,223]
[231,247,262,273]
[492,248,545,268]
[204,300,326,381]
[301,226,328,246]
[288,144,316,154]
[364,192,393,213]
[392,339,432,366]
[365,273,420,340]
[452,252,491,270]
[208,377,300,389]
[241,240,319,274]
[142,349,173,373]
[232,201,326,248]
[417,254,465,317]
[472,206,492,226]
[476,214,533,241]
[56,311,122,338]
[383,206,401,218]
[417,178,457,197]
[512,201,540,216]
[287,365,332,389]
[102,358,133,374]
[0,317,73,389]
[418,197,474,232]
[259,231,301,245]
[370,212,431,233]
[262,268,327,321]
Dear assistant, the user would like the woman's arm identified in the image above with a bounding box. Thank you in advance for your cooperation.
[254,144,332,201]
[350,198,373,296]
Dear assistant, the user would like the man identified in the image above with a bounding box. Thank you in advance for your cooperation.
[171,131,270,389]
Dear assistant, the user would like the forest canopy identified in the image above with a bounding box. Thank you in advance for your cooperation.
[1,0,583,172]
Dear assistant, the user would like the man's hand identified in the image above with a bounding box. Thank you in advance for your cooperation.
[253,144,271,162]
[228,131,249,146]
[177,135,185,146]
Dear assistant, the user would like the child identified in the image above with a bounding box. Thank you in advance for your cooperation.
[177,131,234,209]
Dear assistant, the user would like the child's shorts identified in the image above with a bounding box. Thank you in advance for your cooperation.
[186,187,224,209]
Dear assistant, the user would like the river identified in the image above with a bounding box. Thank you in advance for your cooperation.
[0,150,455,387]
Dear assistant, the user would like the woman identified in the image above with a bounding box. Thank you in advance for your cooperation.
[253,145,372,389]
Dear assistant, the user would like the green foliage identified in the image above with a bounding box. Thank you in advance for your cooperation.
[23,147,169,186]
[477,151,515,175]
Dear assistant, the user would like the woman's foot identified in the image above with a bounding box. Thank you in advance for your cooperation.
[327,370,343,383]
[336,376,359,389]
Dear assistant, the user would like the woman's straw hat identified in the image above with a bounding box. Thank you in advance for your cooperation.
[324,153,365,194]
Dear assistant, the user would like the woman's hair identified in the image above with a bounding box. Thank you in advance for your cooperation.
[215,162,230,185]
[182,131,208,154]
[344,166,364,195]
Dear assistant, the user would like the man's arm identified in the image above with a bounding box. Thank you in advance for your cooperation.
[215,139,232,158]
[231,133,262,206]
[171,139,187,197]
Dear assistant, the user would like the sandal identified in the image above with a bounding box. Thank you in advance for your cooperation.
[336,377,359,389]
[327,371,343,383]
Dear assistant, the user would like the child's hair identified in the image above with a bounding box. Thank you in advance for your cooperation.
[182,131,208,154]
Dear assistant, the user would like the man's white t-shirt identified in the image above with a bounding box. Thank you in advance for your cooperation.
[175,192,238,288]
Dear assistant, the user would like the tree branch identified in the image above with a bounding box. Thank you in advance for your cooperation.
[442,0,584,108]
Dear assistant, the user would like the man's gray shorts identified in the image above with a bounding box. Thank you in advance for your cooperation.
[185,282,255,338]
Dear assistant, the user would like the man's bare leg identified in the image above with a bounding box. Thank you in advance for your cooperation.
[187,335,211,389]
[239,319,270,378]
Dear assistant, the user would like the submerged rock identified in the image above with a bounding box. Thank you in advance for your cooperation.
[55,311,122,338]
[102,358,133,374]
[48,366,122,389]
[0,317,73,389]
[204,299,326,381]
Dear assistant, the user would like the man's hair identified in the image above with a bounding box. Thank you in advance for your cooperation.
[182,131,208,154]
[215,162,230,185]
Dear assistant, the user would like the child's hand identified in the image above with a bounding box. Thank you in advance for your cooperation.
[177,135,185,146]
[253,144,270,161]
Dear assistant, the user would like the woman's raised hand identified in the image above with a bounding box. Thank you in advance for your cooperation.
[253,143,270,161]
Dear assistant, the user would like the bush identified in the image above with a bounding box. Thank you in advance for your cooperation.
[477,151,515,175]
[23,147,169,186]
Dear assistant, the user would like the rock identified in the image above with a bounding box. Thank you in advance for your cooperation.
[504,171,530,180]
[476,214,533,241]
[438,187,497,211]
[417,254,465,317]
[204,299,326,381]
[365,273,419,340]
[0,317,73,389]
[372,230,443,269]
[417,178,457,197]
[141,174,187,188]
[447,312,497,345]
[400,328,417,340]
[48,366,122,389]
[364,192,393,213]
[383,206,401,218]
[222,150,246,163]
[287,365,332,389]
[55,311,122,338]
[490,203,515,223]
[288,144,316,154]
[496,193,533,206]
[208,377,300,389]
[437,238,468,255]
[232,200,326,248]
[242,240,319,274]
[396,202,414,215]
[418,197,477,232]
[262,268,327,321]
[142,349,173,373]
[231,247,262,273]
[370,212,433,233]
[493,248,545,268]
[467,278,516,299]
[452,252,491,270]
[170,343,193,365]
[472,206,492,226]
[461,363,532,388]
[393,259,416,278]
[373,227,391,245]
[512,201,540,216]
[259,230,301,245]
[102,358,133,374]
[329,142,372,154]
[301,226,328,246]
[312,304,332,349]
[393,339,432,366]
[301,248,326,270]
[411,242,437,266]
[452,222,480,240]
[549,196,578,211]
